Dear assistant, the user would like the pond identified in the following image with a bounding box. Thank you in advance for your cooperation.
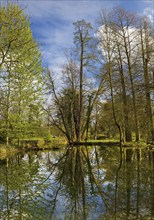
[0,146,154,220]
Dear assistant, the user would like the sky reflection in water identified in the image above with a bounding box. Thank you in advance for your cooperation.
[0,146,154,220]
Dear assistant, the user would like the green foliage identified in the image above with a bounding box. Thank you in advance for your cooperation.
[0,3,44,144]
[37,139,45,148]
[0,145,19,159]
[43,131,52,141]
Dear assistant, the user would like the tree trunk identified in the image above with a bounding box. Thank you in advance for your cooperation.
[77,36,84,142]
[6,70,11,146]
[140,27,154,142]
[116,42,132,142]
[123,34,139,141]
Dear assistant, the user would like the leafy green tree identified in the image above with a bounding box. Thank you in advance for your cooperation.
[0,3,44,145]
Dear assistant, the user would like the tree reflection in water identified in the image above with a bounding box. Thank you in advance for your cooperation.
[0,146,154,219]
[50,146,114,220]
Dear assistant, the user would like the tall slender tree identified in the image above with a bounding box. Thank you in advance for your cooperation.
[138,18,154,142]
[73,19,93,142]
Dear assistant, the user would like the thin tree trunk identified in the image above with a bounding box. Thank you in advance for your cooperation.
[123,35,139,141]
[6,70,11,146]
[77,36,84,142]
[140,27,154,142]
[116,41,132,142]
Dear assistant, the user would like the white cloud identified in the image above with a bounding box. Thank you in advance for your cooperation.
[143,7,153,22]
[138,0,153,23]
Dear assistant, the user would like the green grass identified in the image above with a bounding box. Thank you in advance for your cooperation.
[87,139,119,143]
[20,137,44,141]
[122,141,149,148]
[20,136,66,142]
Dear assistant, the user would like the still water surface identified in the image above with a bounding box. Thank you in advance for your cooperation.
[0,146,154,220]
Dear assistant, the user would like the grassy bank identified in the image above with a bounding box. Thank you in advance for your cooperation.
[0,136,67,159]
[122,141,153,149]
[0,138,152,160]
[19,136,67,149]
[73,139,120,146]
[0,145,20,160]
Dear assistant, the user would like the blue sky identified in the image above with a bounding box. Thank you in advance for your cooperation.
[2,0,153,75]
